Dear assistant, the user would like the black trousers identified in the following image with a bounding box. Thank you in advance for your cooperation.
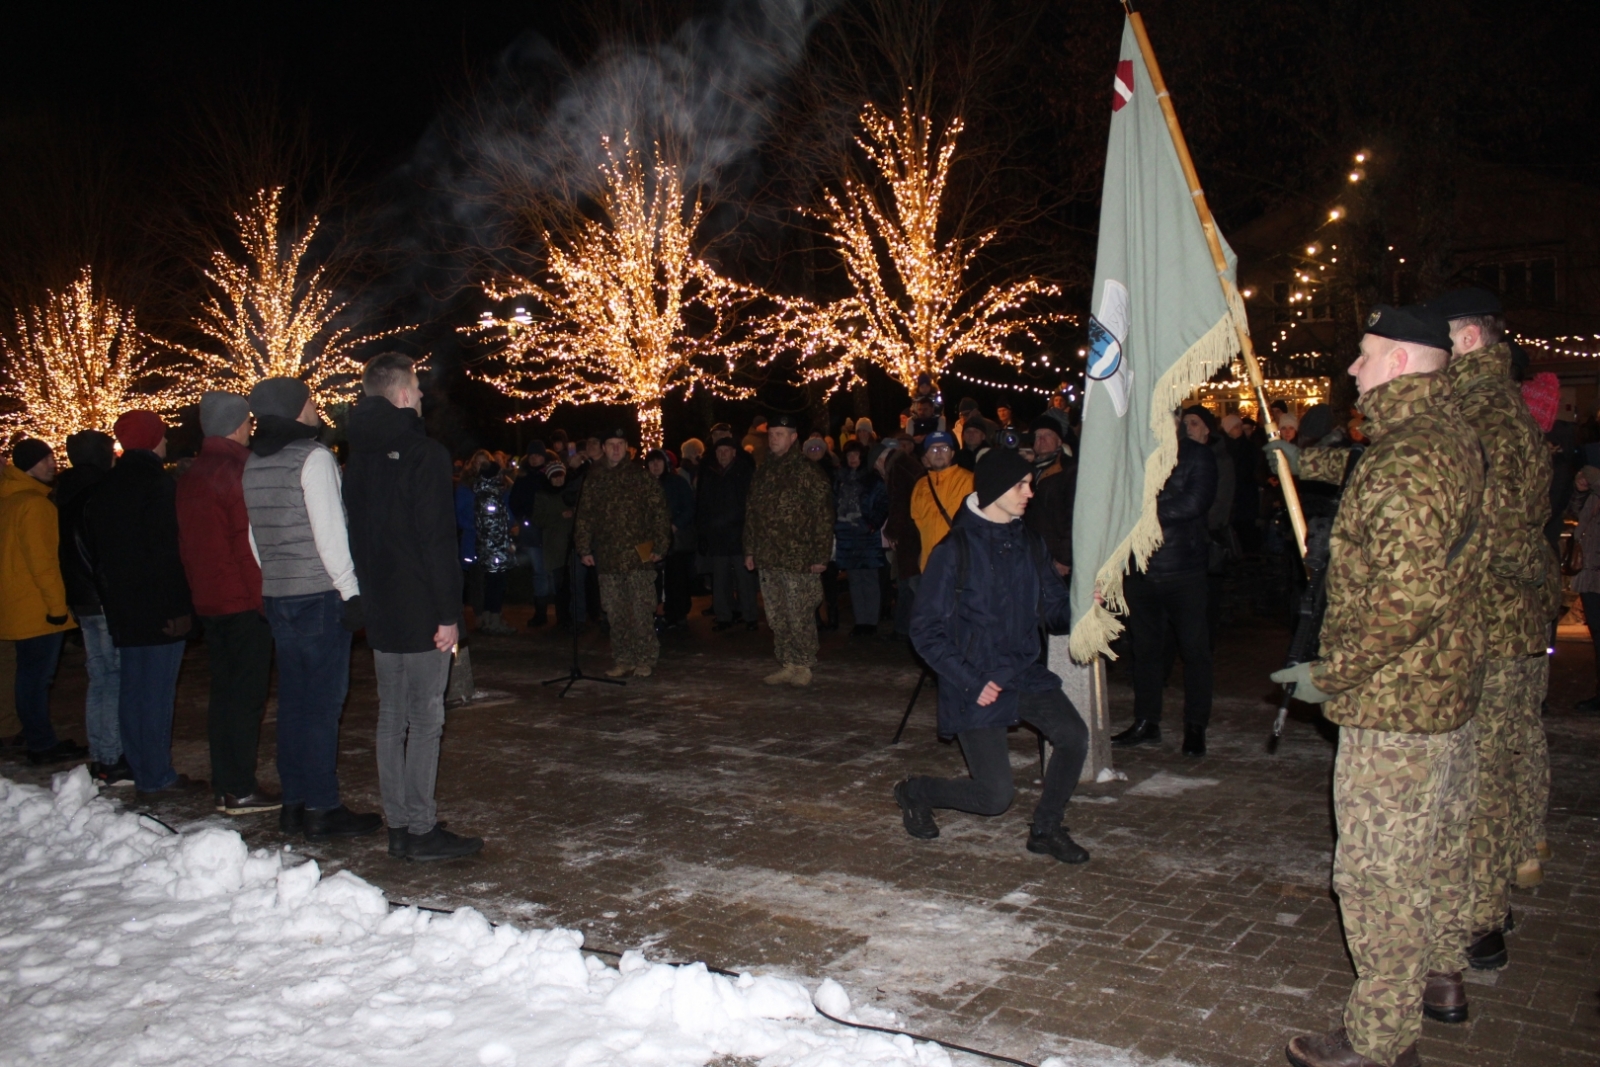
[1125,569,1213,728]
[202,610,274,798]
[906,687,1088,836]
[663,553,694,623]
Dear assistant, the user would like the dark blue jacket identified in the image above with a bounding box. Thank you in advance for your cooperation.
[832,466,888,571]
[1144,436,1217,579]
[910,497,1072,737]
[659,471,696,554]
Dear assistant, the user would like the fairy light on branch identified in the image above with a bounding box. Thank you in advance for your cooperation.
[462,141,774,451]
[0,267,188,450]
[787,101,1067,397]
[177,187,393,407]
[1516,332,1600,359]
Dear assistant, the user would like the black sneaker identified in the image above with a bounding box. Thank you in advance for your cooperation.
[405,824,485,862]
[1027,827,1090,864]
[28,739,89,765]
[91,758,134,787]
[279,801,306,835]
[1110,720,1161,748]
[304,805,383,841]
[1467,927,1508,970]
[893,780,939,840]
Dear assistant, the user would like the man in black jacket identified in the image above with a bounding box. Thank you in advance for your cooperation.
[895,448,1090,863]
[57,430,128,785]
[1024,412,1077,576]
[82,411,202,800]
[344,354,483,862]
[1111,420,1219,756]
[696,437,759,631]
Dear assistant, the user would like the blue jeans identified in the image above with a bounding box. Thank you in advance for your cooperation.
[79,613,122,763]
[264,590,351,810]
[118,642,186,791]
[15,632,65,753]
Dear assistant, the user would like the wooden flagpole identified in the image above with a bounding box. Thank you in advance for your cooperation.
[1121,2,1308,558]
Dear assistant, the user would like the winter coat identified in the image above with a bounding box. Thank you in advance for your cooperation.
[833,466,888,571]
[530,486,577,568]
[911,464,975,571]
[0,465,73,641]
[1301,372,1487,733]
[573,459,671,574]
[342,395,462,654]
[473,471,514,573]
[1023,453,1076,570]
[1444,341,1558,654]
[54,463,108,613]
[1226,434,1261,527]
[695,451,755,556]
[81,450,193,647]
[1142,437,1217,580]
[454,483,477,565]
[743,446,834,572]
[177,436,263,617]
[659,471,696,555]
[910,494,1073,737]
[883,450,924,579]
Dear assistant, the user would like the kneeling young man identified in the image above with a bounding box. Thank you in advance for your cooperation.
[894,448,1090,863]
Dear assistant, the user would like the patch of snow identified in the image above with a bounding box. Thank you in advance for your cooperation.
[1124,771,1220,798]
[0,768,966,1067]
[1094,767,1128,784]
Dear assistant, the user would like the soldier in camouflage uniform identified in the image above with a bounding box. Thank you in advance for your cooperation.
[573,427,671,679]
[743,413,834,687]
[1267,305,1486,1067]
[1429,287,1557,970]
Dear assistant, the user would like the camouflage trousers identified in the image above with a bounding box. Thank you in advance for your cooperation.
[1333,720,1476,1065]
[599,569,658,670]
[760,567,820,668]
[1470,654,1550,930]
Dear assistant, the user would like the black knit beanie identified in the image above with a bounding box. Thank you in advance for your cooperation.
[974,447,1034,508]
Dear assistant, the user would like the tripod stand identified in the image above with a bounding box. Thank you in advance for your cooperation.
[542,564,625,698]
[889,665,932,745]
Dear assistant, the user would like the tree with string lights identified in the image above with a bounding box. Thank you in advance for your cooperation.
[0,266,187,450]
[464,141,773,450]
[178,187,388,406]
[789,101,1065,397]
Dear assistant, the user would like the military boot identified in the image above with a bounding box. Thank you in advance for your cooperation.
[1422,969,1468,1023]
[1515,858,1543,887]
[1285,1028,1418,1067]
[1467,926,1508,970]
[786,666,812,687]
[763,665,797,685]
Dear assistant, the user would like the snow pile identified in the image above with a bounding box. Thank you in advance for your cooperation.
[0,768,954,1067]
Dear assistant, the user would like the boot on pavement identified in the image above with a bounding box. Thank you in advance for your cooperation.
[478,611,516,635]
[1467,926,1507,970]
[279,801,306,835]
[786,666,812,687]
[406,824,485,862]
[1110,720,1161,747]
[893,780,939,840]
[633,664,654,678]
[1423,969,1468,1023]
[303,805,383,841]
[1026,827,1090,864]
[1515,857,1543,887]
[763,665,797,685]
[1285,1028,1418,1067]
[1182,724,1206,757]
[605,664,633,678]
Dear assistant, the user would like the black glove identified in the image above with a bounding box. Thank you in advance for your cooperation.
[46,613,69,626]
[342,595,365,633]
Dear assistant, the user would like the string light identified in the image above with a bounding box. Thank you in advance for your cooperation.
[0,266,187,450]
[462,139,771,451]
[1516,332,1600,359]
[945,367,1070,399]
[781,101,1066,398]
[176,187,395,410]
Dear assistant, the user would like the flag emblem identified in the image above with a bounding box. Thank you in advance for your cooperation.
[1112,60,1135,111]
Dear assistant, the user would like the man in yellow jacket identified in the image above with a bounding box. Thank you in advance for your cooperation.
[0,438,85,764]
[910,432,975,571]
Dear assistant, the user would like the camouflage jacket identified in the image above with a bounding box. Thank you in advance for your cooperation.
[572,459,671,574]
[1303,372,1487,733]
[1444,342,1556,657]
[743,446,834,571]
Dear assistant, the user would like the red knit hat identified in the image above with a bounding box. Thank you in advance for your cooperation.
[1521,372,1560,433]
[113,410,167,451]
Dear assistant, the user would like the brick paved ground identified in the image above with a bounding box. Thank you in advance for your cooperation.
[5,596,1596,1067]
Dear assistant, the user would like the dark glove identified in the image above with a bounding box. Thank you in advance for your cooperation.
[161,615,192,638]
[342,595,365,633]
[46,613,69,626]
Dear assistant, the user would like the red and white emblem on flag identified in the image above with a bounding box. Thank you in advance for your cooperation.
[1112,59,1134,111]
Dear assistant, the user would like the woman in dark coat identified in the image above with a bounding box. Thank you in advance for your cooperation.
[834,441,889,635]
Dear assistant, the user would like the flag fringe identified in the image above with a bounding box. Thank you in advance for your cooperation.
[1069,289,1245,663]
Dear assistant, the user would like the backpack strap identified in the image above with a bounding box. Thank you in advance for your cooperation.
[923,468,956,528]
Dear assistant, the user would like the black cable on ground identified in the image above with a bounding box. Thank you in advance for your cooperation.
[385,898,1043,1067]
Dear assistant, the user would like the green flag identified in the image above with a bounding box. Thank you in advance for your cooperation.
[1069,17,1246,662]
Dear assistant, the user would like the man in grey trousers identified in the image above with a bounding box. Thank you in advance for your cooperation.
[343,353,483,862]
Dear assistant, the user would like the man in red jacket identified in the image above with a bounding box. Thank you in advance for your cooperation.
[177,392,279,815]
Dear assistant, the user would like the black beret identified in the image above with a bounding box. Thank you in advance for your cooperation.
[1426,287,1502,321]
[1363,303,1452,351]
[767,412,803,430]
[602,426,633,444]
